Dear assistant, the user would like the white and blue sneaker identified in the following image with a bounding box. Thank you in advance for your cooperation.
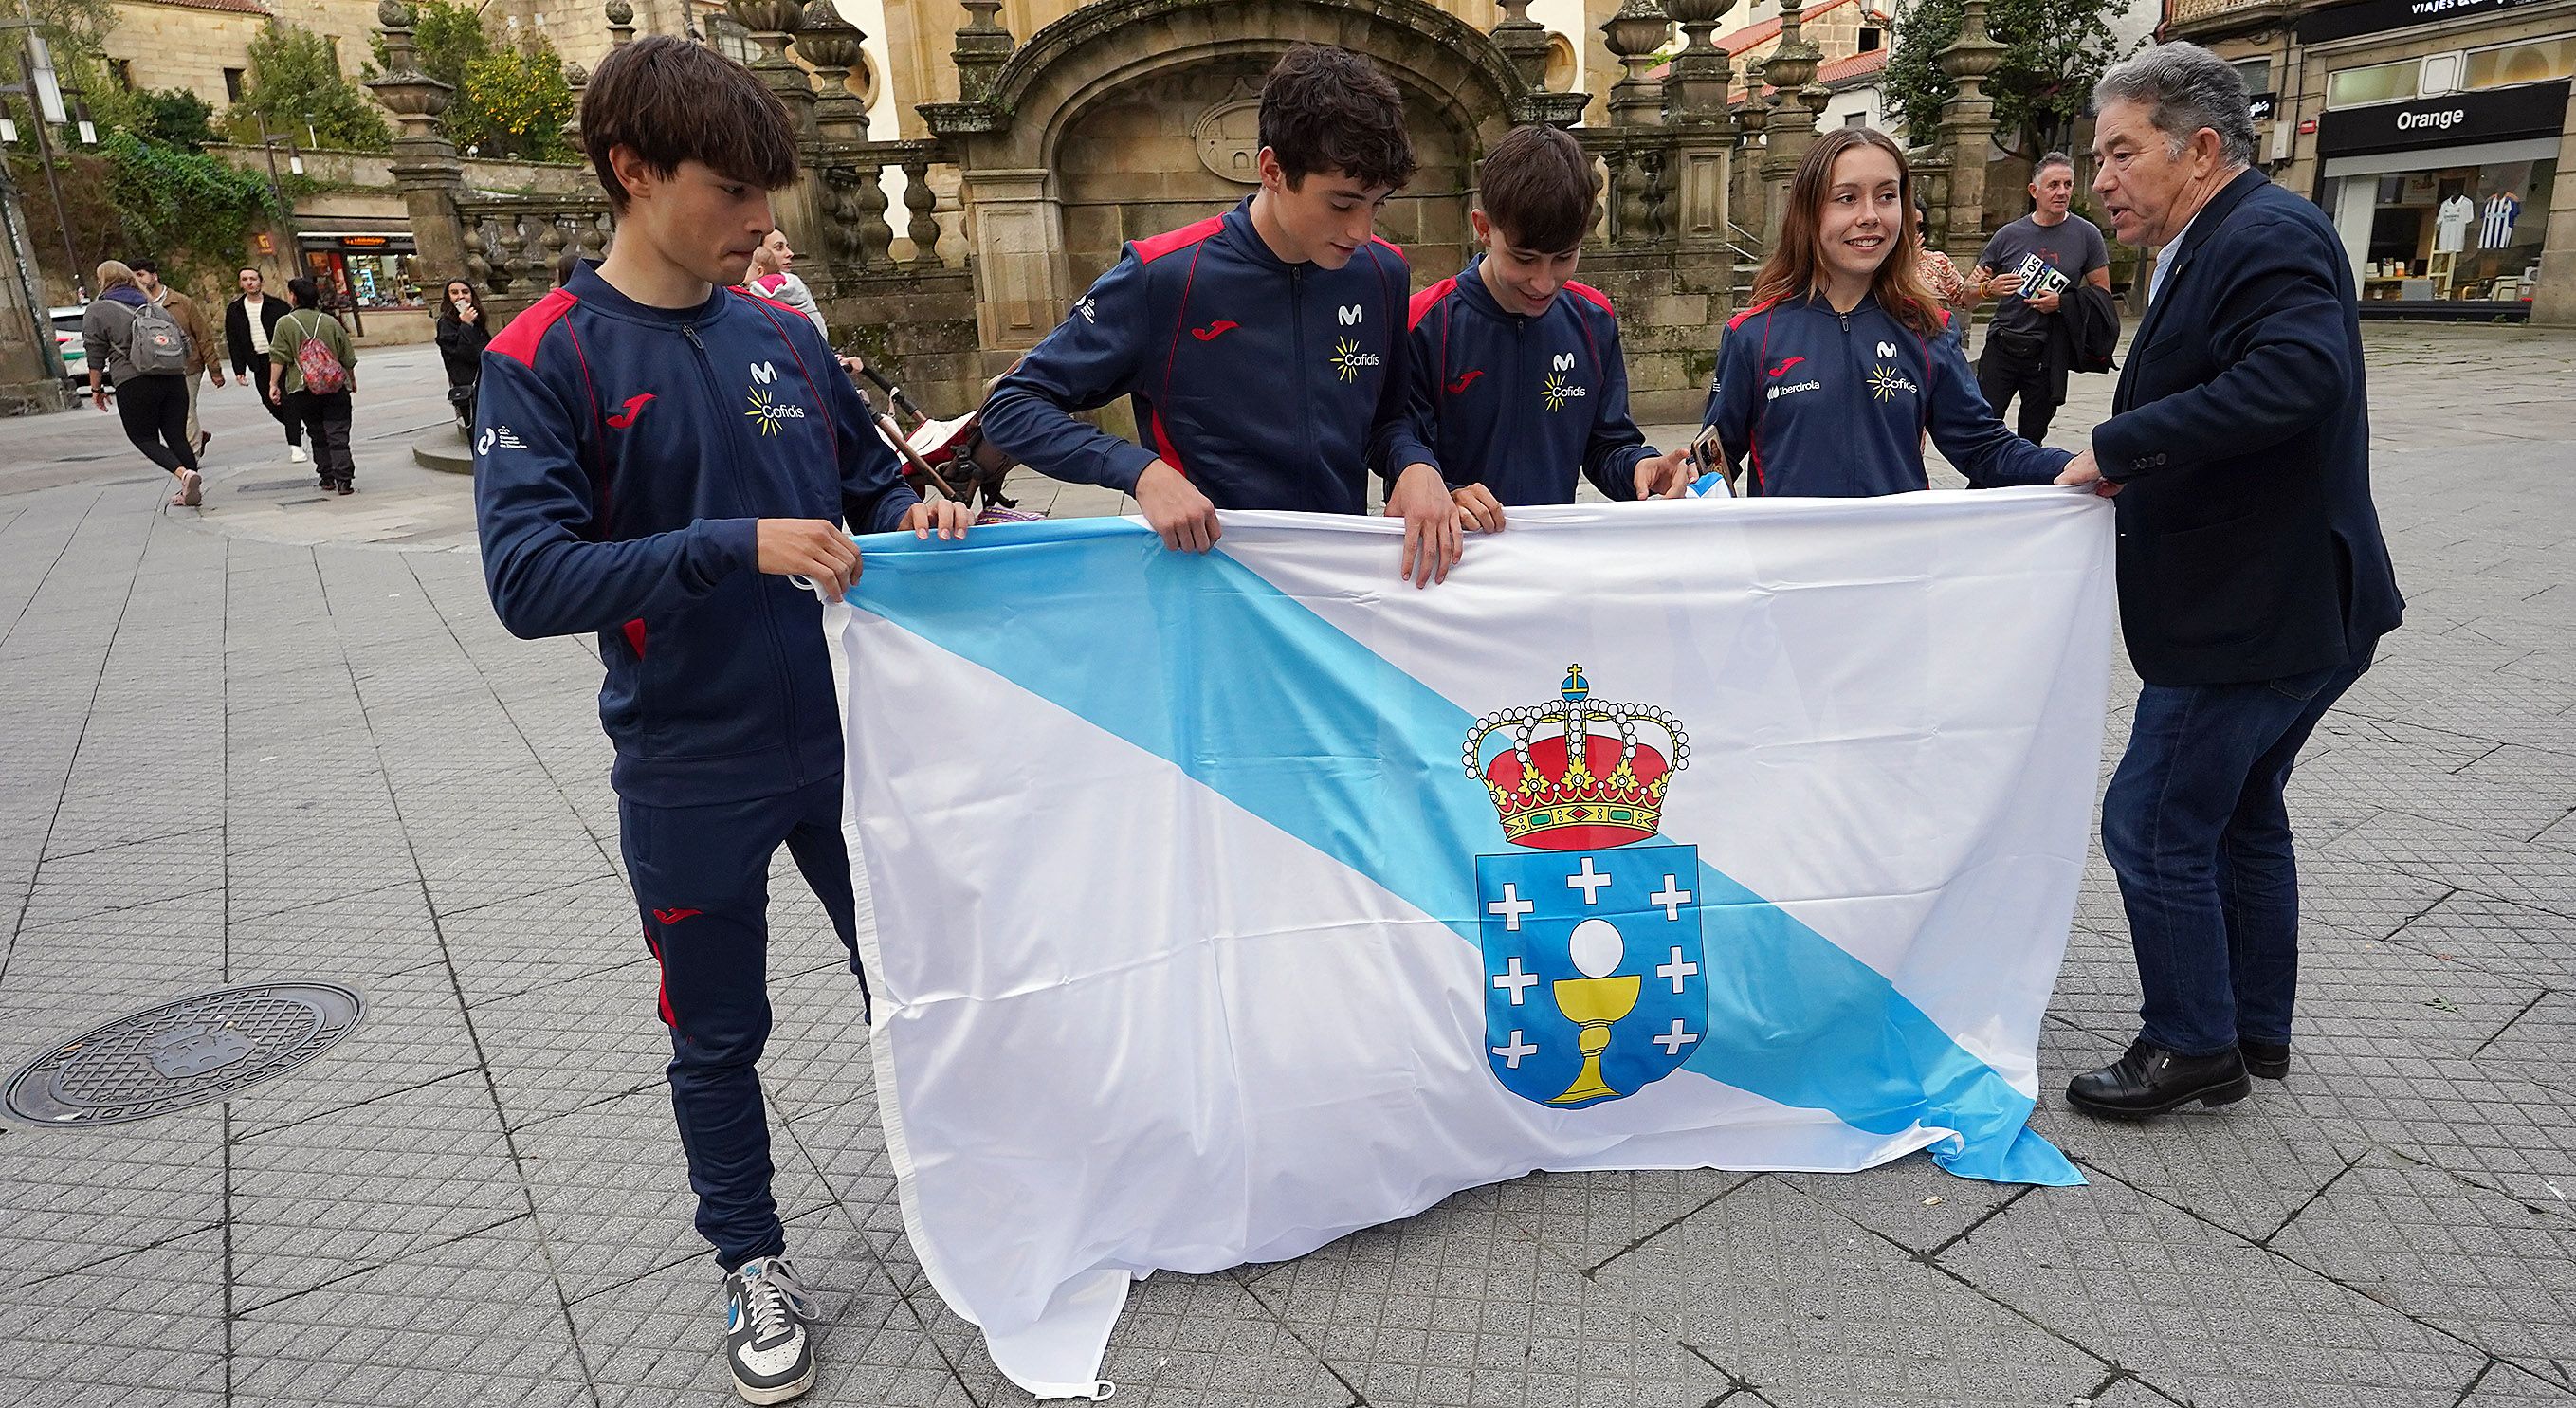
[722,1255,816,1404]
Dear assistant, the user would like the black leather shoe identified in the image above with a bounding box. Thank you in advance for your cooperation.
[2239,1038,2291,1081]
[2067,1039,2252,1119]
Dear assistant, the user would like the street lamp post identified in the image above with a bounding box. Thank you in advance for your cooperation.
[0,6,82,300]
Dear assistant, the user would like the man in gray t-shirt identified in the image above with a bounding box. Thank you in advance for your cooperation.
[1968,154,2110,443]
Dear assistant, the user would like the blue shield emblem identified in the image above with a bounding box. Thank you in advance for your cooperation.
[1476,843,1708,1108]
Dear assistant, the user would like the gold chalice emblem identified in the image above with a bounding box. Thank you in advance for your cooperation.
[1550,918,1640,1105]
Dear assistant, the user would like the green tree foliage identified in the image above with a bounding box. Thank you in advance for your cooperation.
[100,131,289,282]
[225,24,392,151]
[462,39,575,160]
[368,3,575,160]
[129,89,221,150]
[1884,0,2135,158]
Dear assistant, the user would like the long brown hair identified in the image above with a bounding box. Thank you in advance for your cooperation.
[1746,127,1944,339]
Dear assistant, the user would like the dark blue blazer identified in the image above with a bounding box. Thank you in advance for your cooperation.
[2092,168,2402,686]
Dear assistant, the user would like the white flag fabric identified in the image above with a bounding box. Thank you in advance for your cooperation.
[828,489,2116,1399]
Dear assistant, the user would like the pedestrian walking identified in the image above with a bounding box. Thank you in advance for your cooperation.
[82,260,204,506]
[267,277,359,495]
[226,267,305,464]
[471,36,966,1402]
[1965,154,2112,443]
[130,258,227,457]
[2054,43,2404,1117]
[435,279,490,429]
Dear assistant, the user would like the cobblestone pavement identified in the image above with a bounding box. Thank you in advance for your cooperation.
[0,324,2570,1408]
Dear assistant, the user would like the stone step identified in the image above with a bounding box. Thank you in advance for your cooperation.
[412,422,471,475]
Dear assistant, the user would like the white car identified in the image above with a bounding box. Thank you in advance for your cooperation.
[50,305,93,393]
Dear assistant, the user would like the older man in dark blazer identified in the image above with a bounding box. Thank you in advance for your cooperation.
[2054,42,2404,1118]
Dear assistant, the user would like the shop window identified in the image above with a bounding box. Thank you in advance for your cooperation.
[2348,158,2552,303]
[2327,59,2418,107]
[2421,52,2463,95]
[2467,38,2574,90]
[2231,57,2272,95]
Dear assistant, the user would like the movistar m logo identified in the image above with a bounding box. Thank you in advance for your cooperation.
[1339,303,1364,326]
[749,361,778,385]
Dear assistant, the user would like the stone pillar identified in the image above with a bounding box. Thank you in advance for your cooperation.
[365,2,470,295]
[606,0,635,47]
[1759,0,1821,244]
[1734,57,1770,242]
[727,0,834,298]
[1935,0,2005,265]
[953,0,1013,104]
[958,168,1065,354]
[1491,0,1551,91]
[1600,0,1670,131]
[2528,84,2576,326]
[1661,0,1735,125]
[0,160,64,413]
[797,0,871,141]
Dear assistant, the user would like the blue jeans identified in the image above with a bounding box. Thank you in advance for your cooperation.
[619,775,866,1271]
[2101,645,2375,1057]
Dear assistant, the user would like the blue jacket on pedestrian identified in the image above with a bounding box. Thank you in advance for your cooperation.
[1406,256,1657,505]
[473,261,919,807]
[979,197,1434,514]
[1704,290,2071,496]
[2091,167,2402,686]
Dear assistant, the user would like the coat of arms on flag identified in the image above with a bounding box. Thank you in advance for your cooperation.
[1467,666,1706,1108]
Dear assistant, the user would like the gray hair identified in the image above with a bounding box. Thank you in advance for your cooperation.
[2094,42,2257,170]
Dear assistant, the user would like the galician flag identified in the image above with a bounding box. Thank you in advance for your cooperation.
[827,489,2115,1398]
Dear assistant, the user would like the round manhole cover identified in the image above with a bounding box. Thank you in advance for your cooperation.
[5,983,364,1126]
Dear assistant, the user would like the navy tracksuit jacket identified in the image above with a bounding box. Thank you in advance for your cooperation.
[1406,256,1658,504]
[1704,291,2072,496]
[473,262,917,1271]
[979,197,1434,511]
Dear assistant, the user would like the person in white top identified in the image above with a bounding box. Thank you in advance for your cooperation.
[225,267,306,463]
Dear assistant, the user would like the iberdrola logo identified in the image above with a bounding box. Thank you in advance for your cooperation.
[1462,666,1707,1109]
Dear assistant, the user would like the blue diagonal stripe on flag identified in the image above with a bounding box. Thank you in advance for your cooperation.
[846,518,2078,1186]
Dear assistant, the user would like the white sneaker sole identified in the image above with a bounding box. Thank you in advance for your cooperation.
[734,1362,815,1405]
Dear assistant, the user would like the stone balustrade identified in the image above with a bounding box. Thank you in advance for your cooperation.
[455,197,616,301]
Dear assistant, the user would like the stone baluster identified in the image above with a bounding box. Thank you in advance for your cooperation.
[901,155,941,267]
[1759,0,1822,242]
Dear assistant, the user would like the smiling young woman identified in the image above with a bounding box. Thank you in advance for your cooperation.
[1698,127,2074,498]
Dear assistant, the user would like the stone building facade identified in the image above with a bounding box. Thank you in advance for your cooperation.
[2165,0,2575,323]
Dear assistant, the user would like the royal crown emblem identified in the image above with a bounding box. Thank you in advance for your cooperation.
[1465,667,1706,1110]
[1462,665,1690,850]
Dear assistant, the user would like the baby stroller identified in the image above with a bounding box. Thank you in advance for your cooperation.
[845,357,1038,526]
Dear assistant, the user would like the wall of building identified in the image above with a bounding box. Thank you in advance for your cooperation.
[100,2,267,106]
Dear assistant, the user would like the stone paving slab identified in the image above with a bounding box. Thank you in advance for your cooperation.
[0,323,2567,1406]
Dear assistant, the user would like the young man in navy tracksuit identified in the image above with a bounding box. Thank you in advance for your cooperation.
[978,45,1468,586]
[471,38,967,1405]
[1702,128,2071,496]
[1407,124,1690,520]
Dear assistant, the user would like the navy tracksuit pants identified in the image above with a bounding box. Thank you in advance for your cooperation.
[619,774,867,1271]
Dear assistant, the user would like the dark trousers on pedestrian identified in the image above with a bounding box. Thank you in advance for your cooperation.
[256,369,304,448]
[1976,344,2060,444]
[115,374,200,476]
[285,390,355,487]
[2101,643,2377,1058]
[619,774,865,1271]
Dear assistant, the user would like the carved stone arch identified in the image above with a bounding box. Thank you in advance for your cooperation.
[936,0,1537,361]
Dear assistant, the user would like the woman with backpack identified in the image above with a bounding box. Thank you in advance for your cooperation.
[81,260,205,506]
[267,277,359,494]
[434,279,490,429]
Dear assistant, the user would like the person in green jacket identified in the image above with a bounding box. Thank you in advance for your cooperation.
[266,277,359,494]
